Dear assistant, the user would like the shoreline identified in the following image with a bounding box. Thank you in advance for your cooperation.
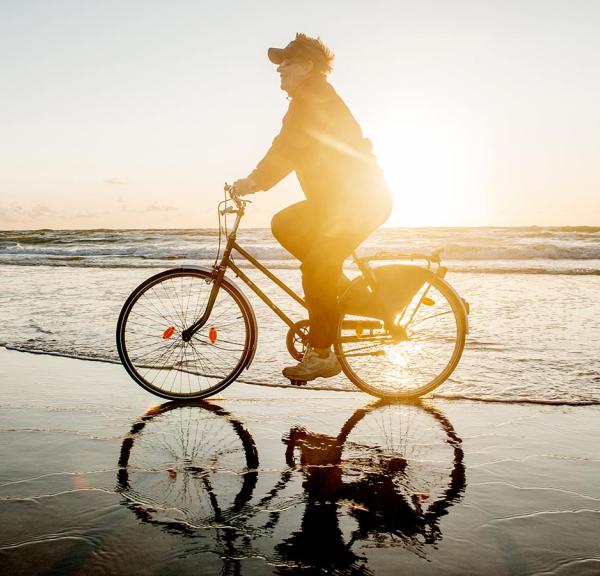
[2,346,599,406]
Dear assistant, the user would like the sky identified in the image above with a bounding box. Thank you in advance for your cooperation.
[1,0,599,229]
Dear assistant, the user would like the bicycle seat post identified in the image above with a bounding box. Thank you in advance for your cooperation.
[352,251,378,289]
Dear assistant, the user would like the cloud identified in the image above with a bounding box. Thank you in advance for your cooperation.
[0,203,56,222]
[138,203,178,213]
[72,209,111,218]
[17,203,55,218]
[104,178,128,186]
[0,202,115,224]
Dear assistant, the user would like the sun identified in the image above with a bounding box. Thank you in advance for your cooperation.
[368,108,482,227]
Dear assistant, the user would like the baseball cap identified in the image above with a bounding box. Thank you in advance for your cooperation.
[267,33,334,73]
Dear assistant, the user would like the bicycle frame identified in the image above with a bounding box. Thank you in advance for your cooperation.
[181,187,468,343]
[182,196,307,342]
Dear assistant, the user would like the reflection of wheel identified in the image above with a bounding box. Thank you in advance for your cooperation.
[117,401,259,528]
[282,399,465,550]
[286,319,310,361]
[116,268,257,400]
[337,400,464,536]
[336,267,467,399]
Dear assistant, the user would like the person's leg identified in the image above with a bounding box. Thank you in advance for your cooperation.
[301,233,363,351]
[302,194,392,354]
[271,201,315,261]
[278,195,391,380]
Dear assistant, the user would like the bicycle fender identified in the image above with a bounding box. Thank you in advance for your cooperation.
[339,265,431,318]
[340,264,469,333]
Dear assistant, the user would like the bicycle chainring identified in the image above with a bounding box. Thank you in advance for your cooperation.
[285,319,310,361]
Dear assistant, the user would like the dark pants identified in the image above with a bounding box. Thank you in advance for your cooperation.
[271,198,391,349]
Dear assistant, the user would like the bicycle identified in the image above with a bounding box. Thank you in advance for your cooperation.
[116,184,469,401]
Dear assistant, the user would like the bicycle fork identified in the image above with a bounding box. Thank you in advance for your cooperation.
[181,265,227,342]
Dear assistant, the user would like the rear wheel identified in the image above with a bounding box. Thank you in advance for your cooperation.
[335,274,466,399]
[116,268,256,400]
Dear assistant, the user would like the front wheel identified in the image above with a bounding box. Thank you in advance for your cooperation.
[335,271,466,399]
[116,268,257,400]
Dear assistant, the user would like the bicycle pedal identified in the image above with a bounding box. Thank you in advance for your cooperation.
[289,379,308,387]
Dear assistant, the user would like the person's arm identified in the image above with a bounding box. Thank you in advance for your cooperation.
[249,99,311,191]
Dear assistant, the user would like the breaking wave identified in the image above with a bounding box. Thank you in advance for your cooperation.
[1,227,599,273]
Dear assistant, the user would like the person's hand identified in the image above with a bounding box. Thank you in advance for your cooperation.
[233,177,258,196]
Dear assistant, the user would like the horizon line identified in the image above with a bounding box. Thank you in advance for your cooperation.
[2,224,600,233]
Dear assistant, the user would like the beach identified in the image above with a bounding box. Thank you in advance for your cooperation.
[3,0,600,570]
[1,348,599,575]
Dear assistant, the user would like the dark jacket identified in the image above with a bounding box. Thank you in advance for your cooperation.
[250,75,391,213]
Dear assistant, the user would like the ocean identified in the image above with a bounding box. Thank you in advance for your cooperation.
[2,226,599,404]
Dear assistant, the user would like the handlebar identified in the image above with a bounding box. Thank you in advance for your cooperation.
[223,183,241,204]
[215,183,251,248]
[222,182,249,214]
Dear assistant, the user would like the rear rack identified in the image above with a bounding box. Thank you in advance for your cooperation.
[355,248,444,265]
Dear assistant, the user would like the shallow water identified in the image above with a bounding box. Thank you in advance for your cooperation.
[1,227,599,403]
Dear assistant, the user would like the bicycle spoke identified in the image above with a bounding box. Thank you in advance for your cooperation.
[118,270,252,399]
[337,276,465,398]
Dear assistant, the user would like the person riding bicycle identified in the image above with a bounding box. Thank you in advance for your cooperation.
[234,33,392,381]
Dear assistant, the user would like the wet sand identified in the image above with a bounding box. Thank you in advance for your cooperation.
[1,348,599,575]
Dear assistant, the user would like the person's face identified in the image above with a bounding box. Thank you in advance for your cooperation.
[277,58,313,95]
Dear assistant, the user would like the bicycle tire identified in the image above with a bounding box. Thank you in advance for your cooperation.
[116,267,257,400]
[335,267,466,399]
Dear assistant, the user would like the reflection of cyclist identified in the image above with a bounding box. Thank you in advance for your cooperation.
[118,400,465,572]
[234,33,392,382]
[277,424,443,573]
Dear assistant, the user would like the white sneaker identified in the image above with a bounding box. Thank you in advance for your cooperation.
[282,347,342,381]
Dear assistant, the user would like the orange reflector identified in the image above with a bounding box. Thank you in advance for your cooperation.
[146,405,162,416]
[162,326,176,340]
[355,324,363,337]
[209,326,218,343]
[422,297,435,306]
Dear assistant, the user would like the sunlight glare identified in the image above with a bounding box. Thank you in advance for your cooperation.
[369,108,483,227]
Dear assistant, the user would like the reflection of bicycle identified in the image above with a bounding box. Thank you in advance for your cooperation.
[116,184,469,400]
[116,400,465,569]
